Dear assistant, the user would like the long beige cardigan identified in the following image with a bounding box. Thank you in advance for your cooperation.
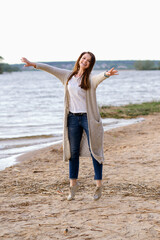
[36,63,108,164]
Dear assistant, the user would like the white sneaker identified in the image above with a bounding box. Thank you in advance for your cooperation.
[67,183,79,201]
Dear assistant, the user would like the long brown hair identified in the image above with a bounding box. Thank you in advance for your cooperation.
[66,51,96,90]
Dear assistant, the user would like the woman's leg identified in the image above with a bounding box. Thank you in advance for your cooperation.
[92,156,103,187]
[81,115,103,187]
[68,114,83,187]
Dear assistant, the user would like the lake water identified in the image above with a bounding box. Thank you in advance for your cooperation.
[0,69,160,170]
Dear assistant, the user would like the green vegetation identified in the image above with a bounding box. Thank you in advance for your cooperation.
[0,56,20,74]
[99,101,160,119]
[134,60,160,70]
[0,56,4,74]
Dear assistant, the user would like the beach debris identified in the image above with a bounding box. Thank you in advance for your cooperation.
[57,188,64,194]
[12,168,21,172]
[64,228,68,235]
[33,170,44,173]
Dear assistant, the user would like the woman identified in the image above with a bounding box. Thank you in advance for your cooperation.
[21,52,118,201]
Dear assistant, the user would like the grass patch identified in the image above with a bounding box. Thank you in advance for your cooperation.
[99,101,160,119]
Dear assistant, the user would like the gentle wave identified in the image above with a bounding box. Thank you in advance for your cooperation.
[0,134,55,141]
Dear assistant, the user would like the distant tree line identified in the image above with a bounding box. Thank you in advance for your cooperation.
[47,60,160,71]
[134,60,160,70]
[0,56,160,73]
[0,56,20,74]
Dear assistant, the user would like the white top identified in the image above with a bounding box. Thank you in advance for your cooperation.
[67,76,87,113]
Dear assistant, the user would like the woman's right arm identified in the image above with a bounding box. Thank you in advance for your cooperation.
[21,57,36,68]
[21,57,71,85]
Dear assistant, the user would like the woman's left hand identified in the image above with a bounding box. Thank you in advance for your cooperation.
[105,68,119,77]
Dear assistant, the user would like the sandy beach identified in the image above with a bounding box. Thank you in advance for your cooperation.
[0,113,160,240]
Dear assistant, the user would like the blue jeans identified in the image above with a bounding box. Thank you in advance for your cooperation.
[67,112,103,180]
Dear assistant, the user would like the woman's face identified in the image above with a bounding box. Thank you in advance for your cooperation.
[79,53,91,70]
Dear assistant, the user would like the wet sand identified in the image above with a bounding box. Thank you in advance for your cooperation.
[0,114,160,240]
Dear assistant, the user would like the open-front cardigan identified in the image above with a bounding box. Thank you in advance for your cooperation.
[36,63,108,164]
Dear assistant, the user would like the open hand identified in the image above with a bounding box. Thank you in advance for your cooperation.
[105,67,118,77]
[21,57,36,68]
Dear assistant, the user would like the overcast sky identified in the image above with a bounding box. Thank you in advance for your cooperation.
[1,0,160,64]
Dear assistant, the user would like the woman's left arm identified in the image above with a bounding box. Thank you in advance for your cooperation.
[92,68,119,89]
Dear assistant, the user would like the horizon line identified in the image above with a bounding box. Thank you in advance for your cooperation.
[8,59,160,65]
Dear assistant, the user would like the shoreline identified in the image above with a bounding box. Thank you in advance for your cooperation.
[16,116,144,167]
[0,116,144,171]
[17,141,63,165]
[0,113,160,239]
